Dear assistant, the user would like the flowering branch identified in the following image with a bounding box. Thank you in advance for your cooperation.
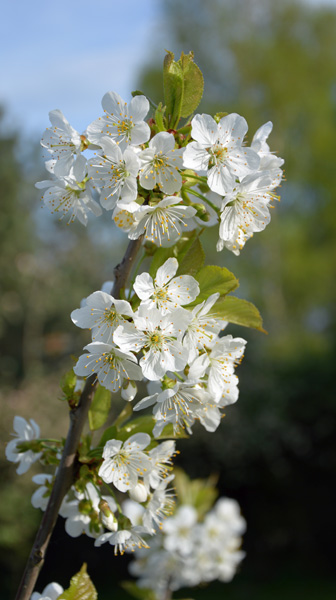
[6,50,284,600]
[15,238,144,600]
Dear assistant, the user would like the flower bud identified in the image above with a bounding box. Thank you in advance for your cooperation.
[99,500,118,531]
[78,499,93,515]
[129,483,148,503]
[121,381,137,402]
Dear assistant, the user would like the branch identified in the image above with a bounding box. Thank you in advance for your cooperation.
[15,237,144,600]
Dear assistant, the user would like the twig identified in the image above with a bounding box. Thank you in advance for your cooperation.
[15,237,143,600]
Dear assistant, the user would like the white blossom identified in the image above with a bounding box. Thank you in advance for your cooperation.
[134,380,216,436]
[94,525,149,555]
[88,137,140,210]
[217,172,279,255]
[206,335,247,403]
[6,416,42,475]
[40,109,82,176]
[183,113,260,195]
[182,292,222,362]
[31,474,53,510]
[126,197,197,246]
[35,155,101,225]
[162,505,198,556]
[31,582,64,600]
[73,341,142,392]
[71,291,134,345]
[86,92,150,149]
[251,121,284,174]
[98,433,152,492]
[113,305,190,381]
[133,257,199,314]
[138,132,184,194]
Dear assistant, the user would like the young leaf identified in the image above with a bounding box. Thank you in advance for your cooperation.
[214,295,265,331]
[163,50,183,127]
[119,415,155,439]
[155,102,167,132]
[163,51,204,128]
[99,424,118,447]
[189,265,239,305]
[88,385,111,431]
[58,564,97,600]
[178,51,204,118]
[154,423,189,440]
[113,402,133,429]
[149,245,177,278]
[121,581,157,600]
[176,234,205,276]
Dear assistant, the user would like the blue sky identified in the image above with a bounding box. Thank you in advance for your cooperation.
[1,0,335,138]
[0,0,163,136]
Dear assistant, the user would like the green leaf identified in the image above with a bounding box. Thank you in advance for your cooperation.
[58,564,97,600]
[60,369,77,396]
[173,468,218,518]
[88,385,111,431]
[113,402,133,429]
[118,415,155,440]
[149,245,177,278]
[163,50,204,128]
[163,50,183,127]
[154,102,167,132]
[189,265,239,305]
[121,581,157,600]
[176,233,205,276]
[154,423,189,440]
[98,425,118,447]
[214,295,265,331]
[178,51,204,118]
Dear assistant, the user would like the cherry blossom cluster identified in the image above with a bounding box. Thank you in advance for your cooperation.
[36,91,283,254]
[71,257,246,436]
[127,496,246,599]
[8,65,284,600]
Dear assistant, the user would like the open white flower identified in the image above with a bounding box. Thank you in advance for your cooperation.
[31,582,64,600]
[88,137,140,210]
[218,172,278,254]
[98,433,152,492]
[31,474,53,510]
[71,290,134,345]
[183,113,260,195]
[127,197,197,246]
[207,335,247,403]
[142,475,175,533]
[113,305,190,381]
[41,109,82,176]
[86,91,150,149]
[74,341,142,392]
[134,258,199,314]
[135,381,215,436]
[251,121,284,174]
[94,524,150,555]
[6,416,42,475]
[35,155,102,225]
[182,292,222,362]
[162,505,198,556]
[139,132,184,194]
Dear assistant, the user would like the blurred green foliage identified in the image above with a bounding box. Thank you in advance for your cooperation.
[1,0,336,597]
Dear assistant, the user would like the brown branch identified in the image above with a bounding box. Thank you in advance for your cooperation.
[15,237,144,600]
